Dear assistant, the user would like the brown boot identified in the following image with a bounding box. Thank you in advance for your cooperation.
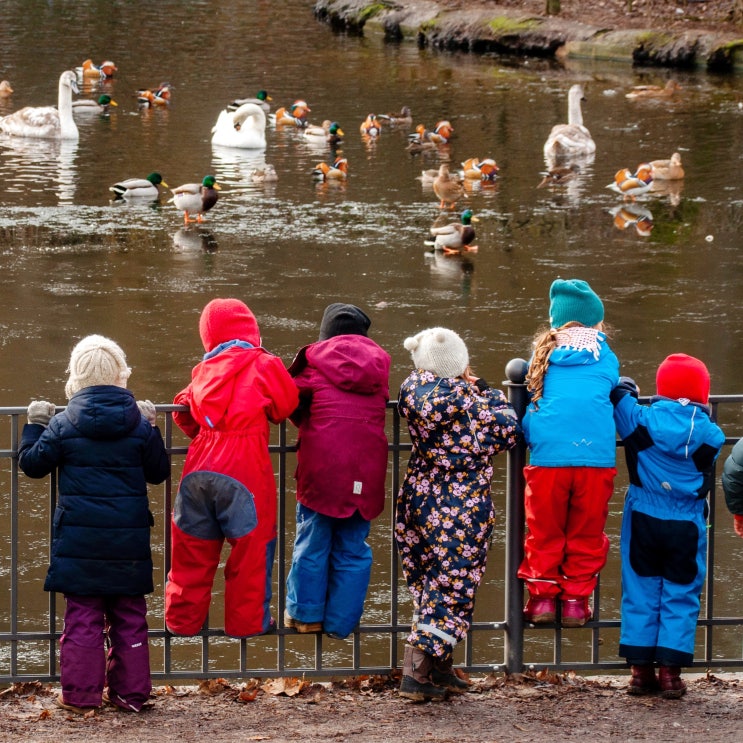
[627,664,659,696]
[431,656,469,692]
[658,666,687,699]
[399,645,447,702]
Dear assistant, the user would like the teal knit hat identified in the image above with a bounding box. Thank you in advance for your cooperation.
[549,279,604,328]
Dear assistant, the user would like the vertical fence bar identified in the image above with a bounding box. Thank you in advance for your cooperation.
[503,359,528,674]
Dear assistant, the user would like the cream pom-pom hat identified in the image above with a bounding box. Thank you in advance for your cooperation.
[65,334,132,399]
[403,327,469,379]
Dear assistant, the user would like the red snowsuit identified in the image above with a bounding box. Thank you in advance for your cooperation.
[165,299,298,637]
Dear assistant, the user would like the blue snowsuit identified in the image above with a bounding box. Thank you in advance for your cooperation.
[612,383,725,667]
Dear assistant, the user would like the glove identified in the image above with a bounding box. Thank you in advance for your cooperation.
[734,514,743,539]
[610,376,639,405]
[474,378,490,392]
[137,399,157,426]
[27,400,55,426]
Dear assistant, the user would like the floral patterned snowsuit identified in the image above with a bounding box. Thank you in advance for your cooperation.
[395,370,521,660]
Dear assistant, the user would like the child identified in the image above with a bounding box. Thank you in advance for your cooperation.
[722,438,743,538]
[396,327,520,701]
[612,353,725,698]
[518,278,619,627]
[165,298,298,638]
[18,335,170,714]
[284,303,390,638]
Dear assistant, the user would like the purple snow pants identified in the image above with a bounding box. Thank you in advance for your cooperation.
[60,594,151,711]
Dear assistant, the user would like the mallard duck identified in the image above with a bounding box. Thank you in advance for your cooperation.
[0,70,79,139]
[72,94,118,115]
[211,102,267,149]
[272,100,310,127]
[360,113,382,137]
[462,157,499,181]
[626,79,682,100]
[536,163,580,188]
[606,163,653,201]
[303,120,344,145]
[227,90,272,114]
[649,151,684,180]
[610,204,654,236]
[543,84,596,162]
[378,106,412,127]
[433,164,464,210]
[250,164,278,183]
[429,209,479,253]
[0,80,13,97]
[78,59,117,79]
[312,157,348,181]
[170,176,221,224]
[137,83,171,107]
[110,172,168,200]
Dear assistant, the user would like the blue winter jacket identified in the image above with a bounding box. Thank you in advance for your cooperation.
[18,385,170,596]
[522,329,619,467]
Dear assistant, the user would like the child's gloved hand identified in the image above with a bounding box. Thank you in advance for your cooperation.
[27,400,56,426]
[137,399,157,426]
[734,514,743,539]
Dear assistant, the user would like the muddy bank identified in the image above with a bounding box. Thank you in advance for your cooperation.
[313,0,743,71]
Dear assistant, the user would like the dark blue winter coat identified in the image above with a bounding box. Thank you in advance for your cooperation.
[18,385,170,596]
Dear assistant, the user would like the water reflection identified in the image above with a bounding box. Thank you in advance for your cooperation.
[609,203,654,236]
[172,227,219,253]
[0,137,78,203]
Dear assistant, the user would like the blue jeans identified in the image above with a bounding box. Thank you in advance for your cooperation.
[285,503,372,639]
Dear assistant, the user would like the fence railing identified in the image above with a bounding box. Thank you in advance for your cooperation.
[1,363,742,683]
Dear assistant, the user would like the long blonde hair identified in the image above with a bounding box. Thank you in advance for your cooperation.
[526,321,606,408]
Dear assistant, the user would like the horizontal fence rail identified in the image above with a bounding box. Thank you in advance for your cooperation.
[1,379,742,683]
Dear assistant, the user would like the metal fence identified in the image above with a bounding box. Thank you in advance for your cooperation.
[2,366,742,683]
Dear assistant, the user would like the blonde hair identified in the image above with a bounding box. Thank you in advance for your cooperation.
[526,321,607,408]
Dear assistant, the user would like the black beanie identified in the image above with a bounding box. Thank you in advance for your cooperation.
[319,303,371,340]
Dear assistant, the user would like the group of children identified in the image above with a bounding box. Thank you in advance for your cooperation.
[16,281,740,712]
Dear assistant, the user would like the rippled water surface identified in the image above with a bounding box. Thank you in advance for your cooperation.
[1,0,742,671]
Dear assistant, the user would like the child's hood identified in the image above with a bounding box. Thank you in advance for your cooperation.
[648,397,724,458]
[64,386,141,440]
[305,335,390,394]
[548,328,609,367]
[198,298,261,352]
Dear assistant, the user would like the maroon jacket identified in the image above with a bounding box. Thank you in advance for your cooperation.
[289,334,390,520]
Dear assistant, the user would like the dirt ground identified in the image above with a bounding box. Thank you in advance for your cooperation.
[1,671,743,743]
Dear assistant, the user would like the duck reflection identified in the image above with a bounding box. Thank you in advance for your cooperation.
[424,250,475,297]
[211,145,267,194]
[610,203,654,236]
[650,177,683,207]
[172,227,218,253]
[0,136,78,203]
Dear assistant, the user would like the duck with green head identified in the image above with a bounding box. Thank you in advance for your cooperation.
[110,172,168,200]
[429,208,479,253]
[170,175,221,224]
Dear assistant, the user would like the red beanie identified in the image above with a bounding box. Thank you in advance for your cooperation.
[656,353,710,404]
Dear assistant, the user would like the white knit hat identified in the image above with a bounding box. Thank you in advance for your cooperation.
[404,327,469,379]
[65,334,132,399]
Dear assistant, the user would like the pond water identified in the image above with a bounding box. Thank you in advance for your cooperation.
[1,0,742,672]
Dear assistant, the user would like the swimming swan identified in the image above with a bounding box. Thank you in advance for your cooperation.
[543,84,595,163]
[211,102,266,149]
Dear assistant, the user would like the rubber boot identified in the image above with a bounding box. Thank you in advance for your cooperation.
[431,656,469,692]
[627,664,659,696]
[398,645,447,702]
[658,666,687,699]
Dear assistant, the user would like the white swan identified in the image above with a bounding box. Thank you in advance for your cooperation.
[543,84,595,162]
[211,102,266,149]
[0,70,79,140]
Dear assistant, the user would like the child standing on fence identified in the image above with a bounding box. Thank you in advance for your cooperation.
[518,279,619,627]
[165,298,298,638]
[396,327,520,701]
[18,335,170,714]
[612,354,725,698]
[722,438,743,539]
[284,303,390,639]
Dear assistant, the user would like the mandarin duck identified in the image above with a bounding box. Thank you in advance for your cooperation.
[462,157,499,181]
[110,172,168,200]
[649,152,684,180]
[543,84,596,163]
[536,163,580,188]
[272,100,310,127]
[429,209,479,253]
[0,70,79,140]
[433,163,465,209]
[78,59,117,79]
[211,102,266,149]
[312,156,348,181]
[607,163,653,201]
[227,89,272,114]
[378,106,412,127]
[137,83,172,107]
[360,113,382,137]
[626,79,682,100]
[170,176,221,224]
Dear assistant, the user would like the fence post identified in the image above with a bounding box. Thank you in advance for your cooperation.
[503,358,528,674]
